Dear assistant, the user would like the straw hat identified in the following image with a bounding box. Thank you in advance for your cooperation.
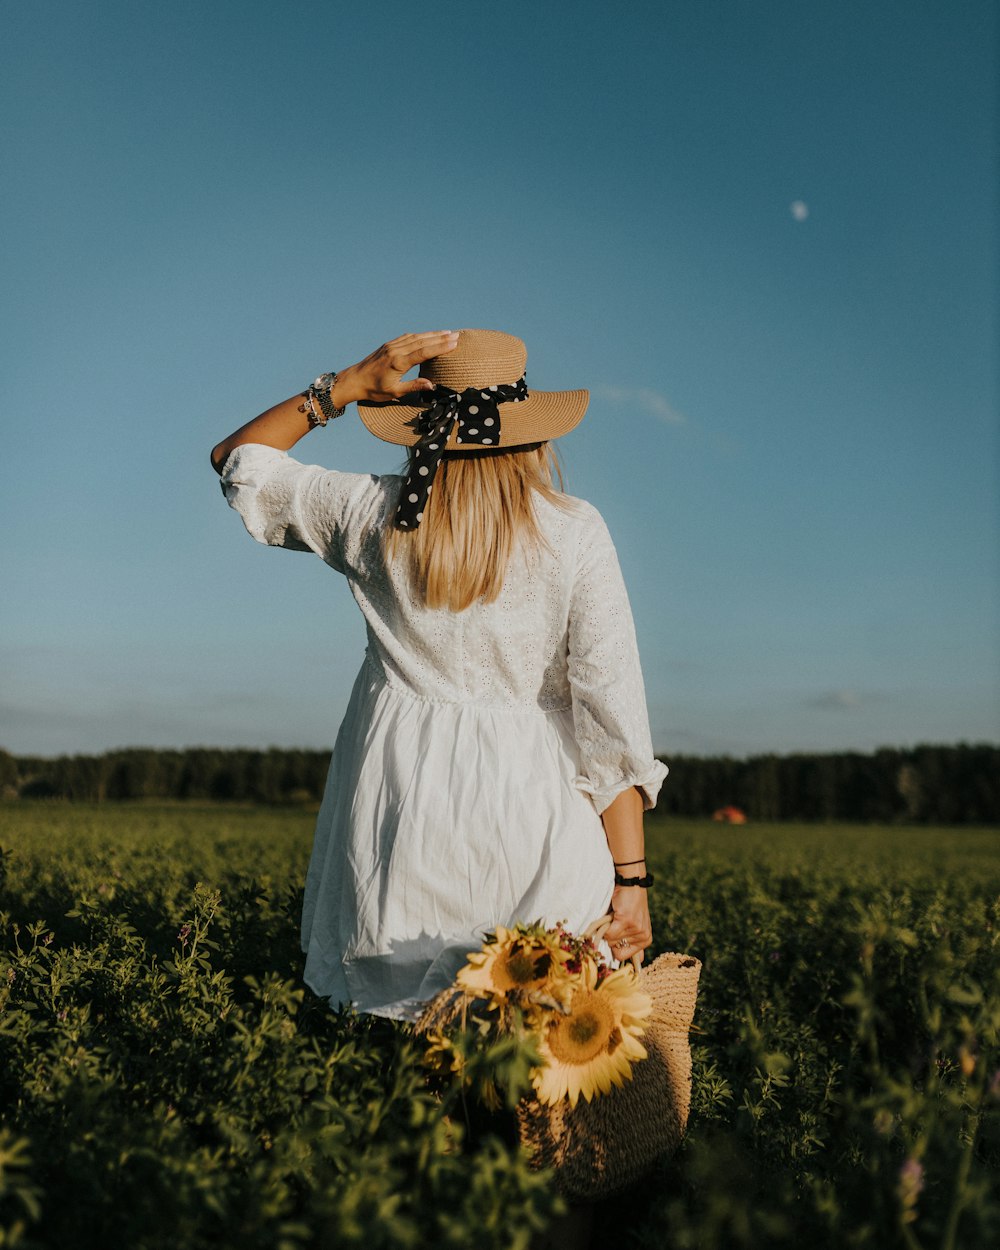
[357,328,589,448]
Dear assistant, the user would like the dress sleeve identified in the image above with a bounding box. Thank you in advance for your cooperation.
[218,443,385,575]
[566,506,668,815]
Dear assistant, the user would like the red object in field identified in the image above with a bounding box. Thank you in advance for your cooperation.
[712,806,747,824]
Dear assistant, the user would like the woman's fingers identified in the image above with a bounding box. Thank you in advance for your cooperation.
[613,915,651,937]
[393,330,459,370]
[382,332,459,399]
[351,331,459,403]
[604,922,642,955]
[609,937,647,967]
[393,376,437,397]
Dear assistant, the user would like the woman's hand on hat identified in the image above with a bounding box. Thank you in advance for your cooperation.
[209,331,459,473]
[338,331,459,406]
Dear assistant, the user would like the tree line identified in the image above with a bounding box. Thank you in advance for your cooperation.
[653,743,998,824]
[0,748,328,807]
[0,742,997,824]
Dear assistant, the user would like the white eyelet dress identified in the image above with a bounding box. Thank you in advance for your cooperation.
[220,444,668,1020]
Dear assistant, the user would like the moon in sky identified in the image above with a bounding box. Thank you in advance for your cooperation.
[790,200,809,221]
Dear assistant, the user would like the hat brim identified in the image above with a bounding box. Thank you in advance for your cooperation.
[358,388,589,448]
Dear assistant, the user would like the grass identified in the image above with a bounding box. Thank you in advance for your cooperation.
[0,804,997,1248]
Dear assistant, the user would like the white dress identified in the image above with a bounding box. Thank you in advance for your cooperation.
[220,443,668,1020]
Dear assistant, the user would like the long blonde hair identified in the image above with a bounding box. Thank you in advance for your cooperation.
[383,445,570,611]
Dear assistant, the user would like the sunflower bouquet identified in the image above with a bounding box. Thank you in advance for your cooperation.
[419,920,652,1109]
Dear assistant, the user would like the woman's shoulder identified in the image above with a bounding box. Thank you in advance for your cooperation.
[534,489,610,538]
[530,492,619,579]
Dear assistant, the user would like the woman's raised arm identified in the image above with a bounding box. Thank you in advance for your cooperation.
[210,330,459,473]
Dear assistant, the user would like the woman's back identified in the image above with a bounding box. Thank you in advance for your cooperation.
[214,329,665,1019]
[224,445,652,729]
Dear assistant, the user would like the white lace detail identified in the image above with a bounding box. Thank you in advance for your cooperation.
[220,442,667,815]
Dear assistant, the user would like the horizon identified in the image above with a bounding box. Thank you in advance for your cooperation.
[6,738,998,765]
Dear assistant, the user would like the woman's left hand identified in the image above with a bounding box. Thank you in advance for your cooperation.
[603,884,652,966]
[339,330,460,405]
[210,331,461,472]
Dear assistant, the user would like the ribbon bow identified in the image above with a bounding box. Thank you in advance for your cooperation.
[393,376,529,529]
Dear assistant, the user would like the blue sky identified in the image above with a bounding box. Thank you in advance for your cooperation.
[2,0,997,758]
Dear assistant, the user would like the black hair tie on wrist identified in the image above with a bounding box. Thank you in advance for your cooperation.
[614,871,654,889]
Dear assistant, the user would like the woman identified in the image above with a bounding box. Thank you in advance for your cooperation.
[211,329,667,1021]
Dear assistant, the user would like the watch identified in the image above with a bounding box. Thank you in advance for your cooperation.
[300,371,346,426]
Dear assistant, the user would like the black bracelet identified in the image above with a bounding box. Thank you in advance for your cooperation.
[614,871,654,889]
[613,858,646,867]
[313,376,345,423]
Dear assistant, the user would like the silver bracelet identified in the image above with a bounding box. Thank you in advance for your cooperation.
[298,371,346,427]
[299,389,323,428]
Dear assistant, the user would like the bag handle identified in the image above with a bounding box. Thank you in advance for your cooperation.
[583,913,642,973]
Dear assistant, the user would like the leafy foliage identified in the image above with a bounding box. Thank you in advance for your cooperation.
[0,807,558,1249]
[0,807,998,1247]
[597,821,1000,1249]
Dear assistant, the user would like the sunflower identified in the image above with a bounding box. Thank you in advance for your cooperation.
[456,923,569,1003]
[532,960,652,1107]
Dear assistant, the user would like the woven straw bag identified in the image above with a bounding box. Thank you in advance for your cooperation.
[516,919,701,1199]
[415,918,701,1201]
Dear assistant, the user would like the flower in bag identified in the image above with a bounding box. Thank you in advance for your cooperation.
[446,920,652,1108]
[533,957,651,1108]
[457,924,569,1000]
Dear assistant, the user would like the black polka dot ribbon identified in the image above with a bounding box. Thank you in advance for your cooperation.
[393,376,529,529]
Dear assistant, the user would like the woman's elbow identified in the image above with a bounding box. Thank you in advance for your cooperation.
[210,442,230,475]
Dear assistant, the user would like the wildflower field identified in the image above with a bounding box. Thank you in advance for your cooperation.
[0,804,997,1249]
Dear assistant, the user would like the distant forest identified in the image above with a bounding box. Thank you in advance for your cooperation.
[2,743,997,824]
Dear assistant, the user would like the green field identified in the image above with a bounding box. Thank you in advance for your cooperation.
[1,804,998,1248]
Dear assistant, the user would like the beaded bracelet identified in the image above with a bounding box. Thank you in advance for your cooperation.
[299,390,324,428]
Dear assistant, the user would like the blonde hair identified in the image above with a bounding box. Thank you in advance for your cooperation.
[383,445,570,611]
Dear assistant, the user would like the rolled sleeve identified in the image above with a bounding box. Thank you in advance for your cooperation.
[219,444,384,575]
[567,507,668,815]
